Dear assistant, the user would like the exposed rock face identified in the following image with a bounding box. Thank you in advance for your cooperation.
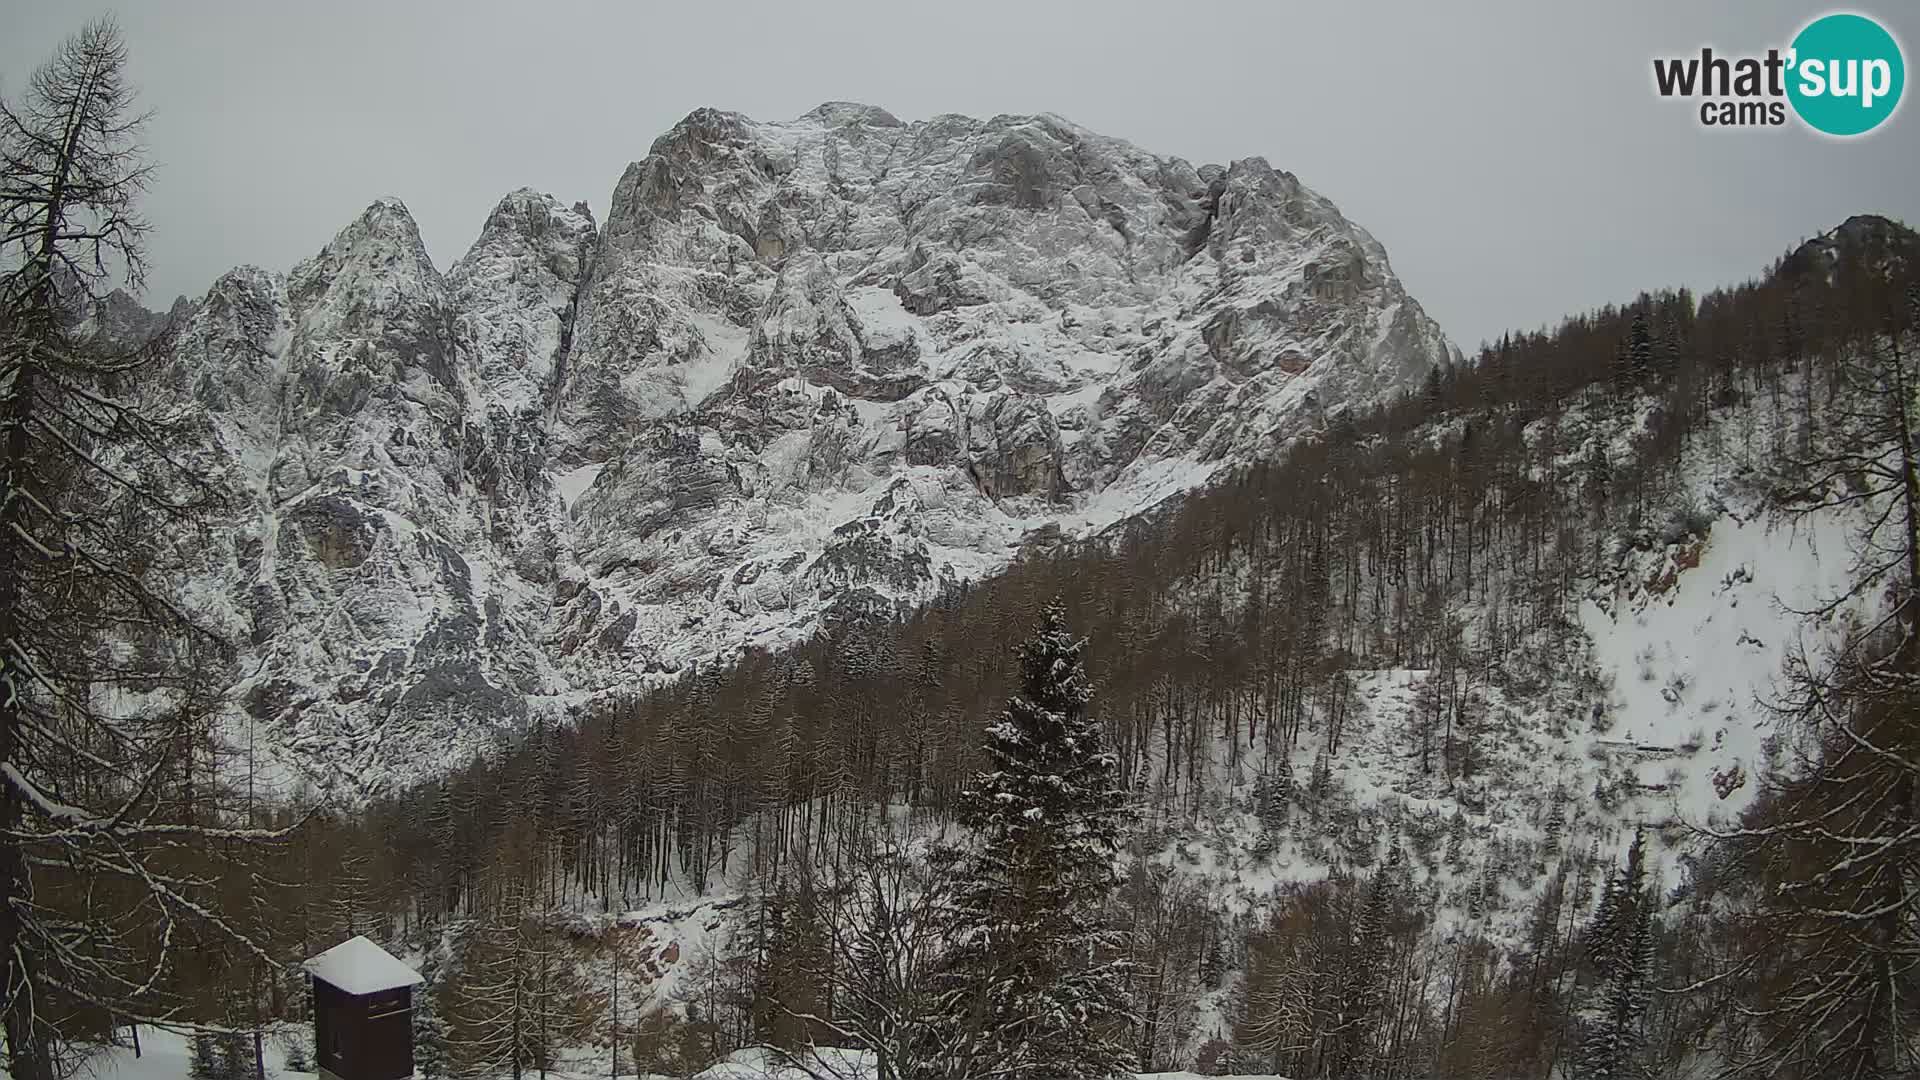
[449,188,598,425]
[143,105,1455,794]
[157,196,565,791]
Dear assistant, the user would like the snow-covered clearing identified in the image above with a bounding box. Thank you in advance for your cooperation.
[43,1030,1297,1080]
[47,1025,309,1080]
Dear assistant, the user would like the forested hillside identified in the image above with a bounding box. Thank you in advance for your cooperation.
[114,213,1913,1080]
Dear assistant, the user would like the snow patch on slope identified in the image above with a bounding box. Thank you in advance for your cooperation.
[556,462,607,510]
[1581,504,1860,823]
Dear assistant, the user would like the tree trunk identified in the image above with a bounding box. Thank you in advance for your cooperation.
[1,360,51,1080]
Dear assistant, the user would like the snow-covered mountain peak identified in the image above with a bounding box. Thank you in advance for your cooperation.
[288,197,440,315]
[461,187,598,256]
[145,106,1457,793]
[800,100,906,128]
[448,188,598,419]
[1783,211,1914,284]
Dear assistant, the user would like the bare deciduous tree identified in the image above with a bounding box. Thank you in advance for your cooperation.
[765,831,957,1080]
[1692,313,1920,1079]
[0,19,293,1080]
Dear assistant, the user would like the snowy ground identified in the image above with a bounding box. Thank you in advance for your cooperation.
[1578,501,1860,827]
[45,1030,1296,1080]
[50,1025,310,1080]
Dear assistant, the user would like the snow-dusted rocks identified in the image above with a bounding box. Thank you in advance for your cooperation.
[448,188,597,422]
[158,199,561,795]
[150,104,1455,793]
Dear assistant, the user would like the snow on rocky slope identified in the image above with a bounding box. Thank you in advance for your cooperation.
[1138,383,1879,956]
[139,104,1455,794]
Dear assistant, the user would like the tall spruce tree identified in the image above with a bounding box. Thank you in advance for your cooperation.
[1581,829,1655,1080]
[413,951,452,1080]
[1586,913,1656,1080]
[1628,311,1657,378]
[932,600,1134,1080]
[1328,843,1400,1079]
[1587,827,1649,982]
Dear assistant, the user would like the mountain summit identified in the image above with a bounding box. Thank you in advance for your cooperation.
[150,104,1455,793]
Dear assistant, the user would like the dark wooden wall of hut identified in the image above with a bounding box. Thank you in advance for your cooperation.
[312,980,413,1080]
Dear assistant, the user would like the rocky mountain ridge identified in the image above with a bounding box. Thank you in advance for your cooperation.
[139,103,1456,794]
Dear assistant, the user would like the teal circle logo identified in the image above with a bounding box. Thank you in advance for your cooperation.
[1787,13,1905,136]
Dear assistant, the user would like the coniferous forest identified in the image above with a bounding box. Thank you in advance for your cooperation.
[5,16,1920,1080]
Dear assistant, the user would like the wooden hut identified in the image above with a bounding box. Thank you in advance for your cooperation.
[302,936,423,1080]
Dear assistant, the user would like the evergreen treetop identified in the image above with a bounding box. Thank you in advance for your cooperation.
[934,599,1135,1080]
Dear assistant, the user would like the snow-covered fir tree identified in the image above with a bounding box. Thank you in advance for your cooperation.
[931,599,1134,1080]
[215,1032,251,1080]
[1587,827,1650,983]
[414,950,453,1080]
[281,1035,309,1074]
[1581,828,1656,1080]
[1328,845,1400,1080]
[1254,755,1292,829]
[186,1031,251,1080]
[188,1034,220,1080]
[1586,911,1657,1080]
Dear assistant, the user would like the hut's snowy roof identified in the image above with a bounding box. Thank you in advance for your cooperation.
[302,935,423,995]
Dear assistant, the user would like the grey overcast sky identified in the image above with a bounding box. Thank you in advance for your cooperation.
[2,1,1916,349]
